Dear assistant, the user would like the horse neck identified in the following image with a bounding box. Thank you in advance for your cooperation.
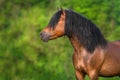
[69,36,86,54]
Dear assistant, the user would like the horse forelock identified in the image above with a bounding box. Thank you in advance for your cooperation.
[64,10,107,53]
[48,10,62,29]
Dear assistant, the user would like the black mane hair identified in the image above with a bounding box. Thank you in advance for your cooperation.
[48,9,107,53]
[48,10,62,29]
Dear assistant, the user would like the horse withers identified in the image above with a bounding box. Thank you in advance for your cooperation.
[40,9,120,80]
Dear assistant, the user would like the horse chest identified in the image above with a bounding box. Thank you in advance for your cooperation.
[73,53,89,72]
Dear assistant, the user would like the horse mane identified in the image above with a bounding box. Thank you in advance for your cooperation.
[48,9,107,53]
[65,10,107,52]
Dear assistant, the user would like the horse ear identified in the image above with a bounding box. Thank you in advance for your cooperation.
[57,7,60,11]
[60,7,63,11]
[57,7,63,11]
[57,7,65,15]
[60,8,65,15]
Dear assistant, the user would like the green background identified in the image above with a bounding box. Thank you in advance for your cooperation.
[0,0,120,80]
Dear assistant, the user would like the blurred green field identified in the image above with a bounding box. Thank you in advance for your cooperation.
[0,0,120,80]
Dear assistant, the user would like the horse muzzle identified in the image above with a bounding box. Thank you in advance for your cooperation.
[40,32,50,42]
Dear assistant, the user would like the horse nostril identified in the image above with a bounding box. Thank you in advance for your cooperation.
[40,32,43,38]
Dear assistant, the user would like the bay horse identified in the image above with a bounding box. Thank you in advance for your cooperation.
[40,9,120,80]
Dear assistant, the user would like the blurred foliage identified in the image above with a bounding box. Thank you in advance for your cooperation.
[0,0,120,80]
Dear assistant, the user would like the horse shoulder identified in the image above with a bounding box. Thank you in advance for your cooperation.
[87,47,106,70]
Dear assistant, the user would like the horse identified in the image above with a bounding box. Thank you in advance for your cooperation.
[40,9,120,80]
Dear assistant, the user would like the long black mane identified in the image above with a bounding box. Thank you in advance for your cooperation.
[48,9,107,53]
